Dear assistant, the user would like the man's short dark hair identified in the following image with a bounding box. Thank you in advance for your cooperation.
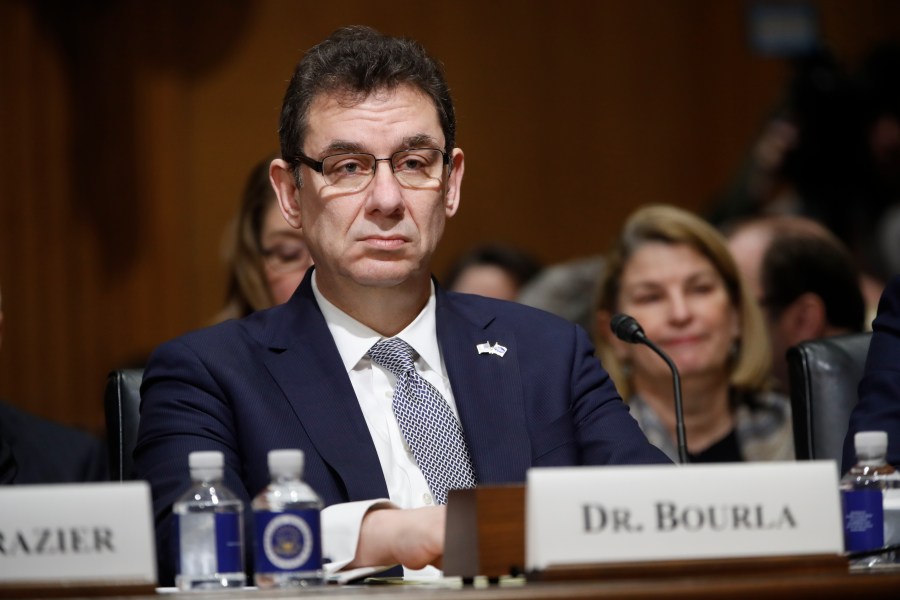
[278,26,456,183]
[761,226,866,332]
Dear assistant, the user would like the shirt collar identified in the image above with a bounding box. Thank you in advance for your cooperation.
[312,271,444,375]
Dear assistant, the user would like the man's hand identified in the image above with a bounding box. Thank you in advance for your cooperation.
[349,505,446,570]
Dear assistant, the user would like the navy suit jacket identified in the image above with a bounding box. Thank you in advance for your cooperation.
[0,399,108,484]
[843,275,900,472]
[134,270,669,582]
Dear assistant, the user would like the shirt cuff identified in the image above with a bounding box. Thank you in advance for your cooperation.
[322,498,397,574]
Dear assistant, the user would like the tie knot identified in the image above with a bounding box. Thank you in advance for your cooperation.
[368,337,417,377]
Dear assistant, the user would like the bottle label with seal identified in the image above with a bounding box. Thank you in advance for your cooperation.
[254,509,321,573]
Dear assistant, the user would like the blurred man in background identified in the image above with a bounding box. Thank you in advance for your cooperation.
[0,283,108,483]
[726,215,867,390]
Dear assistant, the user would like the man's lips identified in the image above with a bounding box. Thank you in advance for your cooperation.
[360,236,409,250]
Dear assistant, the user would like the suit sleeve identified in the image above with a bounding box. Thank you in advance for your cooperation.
[134,337,253,585]
[567,325,672,466]
[135,335,396,583]
[843,276,900,472]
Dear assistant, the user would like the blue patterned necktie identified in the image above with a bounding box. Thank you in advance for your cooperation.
[368,337,477,504]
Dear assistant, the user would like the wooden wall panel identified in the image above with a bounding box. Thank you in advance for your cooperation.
[0,0,898,435]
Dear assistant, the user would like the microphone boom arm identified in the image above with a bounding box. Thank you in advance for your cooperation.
[638,335,689,464]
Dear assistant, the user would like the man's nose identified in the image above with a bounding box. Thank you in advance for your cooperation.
[365,162,405,214]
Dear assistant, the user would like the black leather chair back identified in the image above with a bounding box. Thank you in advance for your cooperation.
[787,333,871,463]
[103,368,144,481]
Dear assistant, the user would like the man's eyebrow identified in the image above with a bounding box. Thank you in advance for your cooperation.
[320,140,366,155]
[402,134,442,149]
[317,134,442,157]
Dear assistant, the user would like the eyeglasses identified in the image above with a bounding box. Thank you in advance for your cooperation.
[261,242,313,274]
[293,148,449,192]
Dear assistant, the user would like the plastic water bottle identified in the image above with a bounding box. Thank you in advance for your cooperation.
[252,449,325,588]
[840,431,900,566]
[173,451,246,590]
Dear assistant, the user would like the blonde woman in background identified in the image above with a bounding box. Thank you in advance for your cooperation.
[595,205,793,462]
[215,155,314,322]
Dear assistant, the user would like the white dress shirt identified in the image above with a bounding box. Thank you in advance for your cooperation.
[314,272,456,578]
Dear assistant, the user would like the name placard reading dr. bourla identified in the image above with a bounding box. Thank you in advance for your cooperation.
[526,461,843,571]
[0,482,157,585]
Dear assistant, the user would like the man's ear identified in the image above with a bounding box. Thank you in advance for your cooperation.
[443,148,464,217]
[270,158,303,229]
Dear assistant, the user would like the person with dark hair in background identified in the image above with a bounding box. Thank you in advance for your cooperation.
[215,154,313,322]
[442,243,541,301]
[726,215,867,390]
[842,276,900,473]
[135,26,668,583]
[0,284,108,484]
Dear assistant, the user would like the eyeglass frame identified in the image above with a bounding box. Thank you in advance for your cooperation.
[290,147,451,191]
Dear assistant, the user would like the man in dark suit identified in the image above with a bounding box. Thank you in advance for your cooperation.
[0,285,107,484]
[0,400,108,484]
[843,276,900,472]
[134,26,669,583]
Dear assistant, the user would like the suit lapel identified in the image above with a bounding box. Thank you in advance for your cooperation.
[257,276,532,497]
[260,274,388,501]
[436,288,532,483]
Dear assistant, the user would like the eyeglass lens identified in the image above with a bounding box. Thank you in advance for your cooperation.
[320,149,445,191]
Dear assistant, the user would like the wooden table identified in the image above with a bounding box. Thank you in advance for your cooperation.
[5,568,900,600]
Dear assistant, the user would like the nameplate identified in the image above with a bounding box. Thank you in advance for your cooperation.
[0,482,157,585]
[526,462,842,571]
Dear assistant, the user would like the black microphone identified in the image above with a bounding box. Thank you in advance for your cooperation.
[610,314,688,464]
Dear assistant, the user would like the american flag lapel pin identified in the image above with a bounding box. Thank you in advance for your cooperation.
[476,341,507,357]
